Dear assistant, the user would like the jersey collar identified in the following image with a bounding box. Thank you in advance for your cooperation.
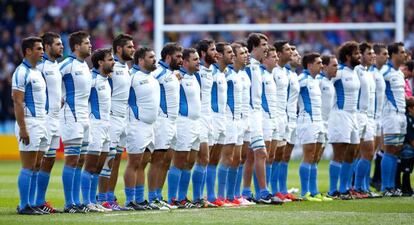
[69,53,84,63]
[159,60,170,70]
[22,58,32,68]
[114,55,126,65]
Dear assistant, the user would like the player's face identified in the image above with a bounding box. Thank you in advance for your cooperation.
[257,38,268,60]
[350,49,361,67]
[29,42,44,62]
[121,40,135,61]
[244,47,250,65]
[205,43,218,65]
[280,43,292,63]
[223,45,235,65]
[101,53,115,75]
[309,57,323,75]
[144,50,157,72]
[49,38,63,59]
[376,48,389,66]
[263,50,278,70]
[362,48,375,67]
[234,47,247,67]
[396,46,407,65]
[291,50,301,67]
[170,51,183,70]
[187,52,200,73]
[326,58,338,78]
[78,37,92,58]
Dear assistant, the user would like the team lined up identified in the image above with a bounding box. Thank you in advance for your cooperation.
[12,31,408,215]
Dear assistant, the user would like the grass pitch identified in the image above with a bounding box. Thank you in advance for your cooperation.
[0,160,413,225]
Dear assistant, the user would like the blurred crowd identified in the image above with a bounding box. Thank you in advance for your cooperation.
[1,0,414,133]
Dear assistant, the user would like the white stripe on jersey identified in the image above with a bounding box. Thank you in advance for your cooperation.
[195,63,214,116]
[298,70,322,122]
[12,59,46,118]
[178,68,201,120]
[260,65,277,118]
[89,68,111,121]
[272,65,289,116]
[226,65,243,119]
[211,63,227,114]
[381,62,406,113]
[153,61,180,119]
[316,73,334,122]
[109,56,131,117]
[59,54,92,121]
[331,64,360,113]
[37,54,62,119]
[129,65,160,124]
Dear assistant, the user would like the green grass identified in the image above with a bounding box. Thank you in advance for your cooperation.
[0,160,413,225]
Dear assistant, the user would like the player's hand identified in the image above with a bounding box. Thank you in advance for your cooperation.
[19,129,30,145]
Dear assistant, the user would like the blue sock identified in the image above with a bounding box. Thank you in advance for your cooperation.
[242,187,252,199]
[124,187,135,204]
[265,163,271,187]
[29,171,38,206]
[309,163,318,196]
[259,188,270,199]
[279,162,288,194]
[97,192,107,203]
[355,159,370,191]
[73,167,82,205]
[156,188,163,201]
[134,185,145,204]
[347,160,357,190]
[299,162,311,196]
[339,162,352,193]
[253,170,260,199]
[363,162,372,192]
[390,157,398,189]
[62,165,76,207]
[178,169,191,201]
[81,170,92,205]
[270,162,279,194]
[107,191,115,202]
[234,164,243,198]
[35,171,50,206]
[226,167,238,200]
[167,166,182,203]
[217,164,229,199]
[18,168,32,209]
[381,153,395,191]
[200,169,206,199]
[148,190,157,202]
[206,165,217,202]
[90,173,99,204]
[329,161,341,195]
[192,164,205,201]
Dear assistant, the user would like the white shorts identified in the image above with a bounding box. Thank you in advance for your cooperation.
[154,116,177,150]
[241,115,251,142]
[224,114,244,145]
[375,117,383,137]
[88,119,110,154]
[296,120,324,145]
[284,117,297,144]
[15,118,48,152]
[328,109,360,144]
[382,110,407,135]
[262,113,277,142]
[249,109,265,151]
[211,113,226,145]
[60,116,90,146]
[126,119,155,154]
[45,116,60,157]
[109,115,127,151]
[317,121,329,144]
[359,116,376,141]
[199,115,213,144]
[174,116,200,151]
[274,114,287,141]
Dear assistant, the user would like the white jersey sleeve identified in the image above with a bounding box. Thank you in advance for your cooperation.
[272,65,289,116]
[12,59,47,118]
[298,71,322,122]
[371,65,386,119]
[355,65,370,113]
[195,64,214,116]
[381,63,406,113]
[36,55,62,118]
[286,66,300,120]
[109,57,131,117]
[89,68,111,121]
[331,64,360,113]
[245,58,262,110]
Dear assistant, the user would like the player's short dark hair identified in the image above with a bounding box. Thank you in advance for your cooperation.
[405,60,414,72]
[359,42,372,55]
[112,34,133,54]
[183,48,197,61]
[338,41,359,63]
[273,40,289,53]
[373,43,387,55]
[91,48,112,69]
[69,31,89,52]
[40,32,60,47]
[21,36,42,56]
[388,42,404,58]
[321,55,336,66]
[133,47,153,65]
[196,39,214,57]
[247,33,267,53]
[267,45,276,55]
[231,42,243,56]
[234,40,247,48]
[161,42,182,61]
[302,52,321,69]
[216,42,230,54]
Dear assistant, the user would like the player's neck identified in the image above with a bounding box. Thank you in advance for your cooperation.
[391,59,401,69]
[218,61,227,72]
[25,57,37,68]
[73,52,85,61]
[233,62,243,72]
[115,54,126,64]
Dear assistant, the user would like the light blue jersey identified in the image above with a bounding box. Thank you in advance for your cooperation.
[381,62,406,113]
[178,68,201,120]
[153,61,180,119]
[331,64,360,113]
[89,69,111,121]
[37,54,61,119]
[211,63,227,114]
[298,70,322,122]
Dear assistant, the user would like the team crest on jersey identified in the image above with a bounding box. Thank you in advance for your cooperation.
[74,71,83,76]
[97,85,106,91]
[114,71,123,76]
[44,71,54,76]
[139,80,149,85]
